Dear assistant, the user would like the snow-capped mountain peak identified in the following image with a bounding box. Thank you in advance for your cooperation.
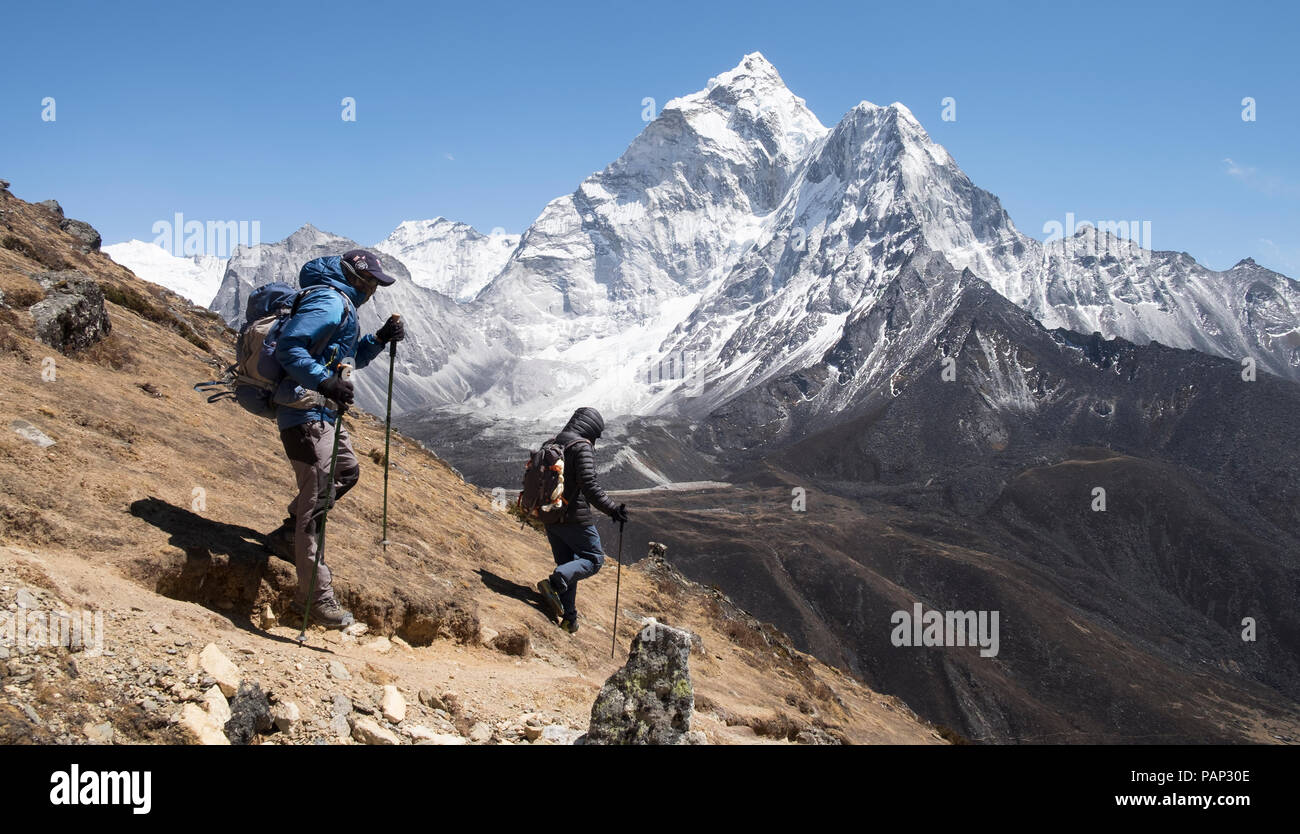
[662,51,828,165]
[374,218,519,302]
[102,240,226,306]
[197,53,1299,427]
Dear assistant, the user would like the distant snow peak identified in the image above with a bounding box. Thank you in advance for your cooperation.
[103,240,226,306]
[374,218,518,302]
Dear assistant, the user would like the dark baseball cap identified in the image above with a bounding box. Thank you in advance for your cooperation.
[341,249,396,286]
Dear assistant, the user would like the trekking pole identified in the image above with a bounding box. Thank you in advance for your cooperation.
[610,518,625,659]
[380,316,399,553]
[299,361,352,644]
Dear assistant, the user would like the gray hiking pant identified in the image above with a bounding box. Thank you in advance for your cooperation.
[280,420,359,606]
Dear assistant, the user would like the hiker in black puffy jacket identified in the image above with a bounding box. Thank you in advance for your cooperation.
[536,407,628,633]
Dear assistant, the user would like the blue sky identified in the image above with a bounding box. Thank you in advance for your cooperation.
[2,0,1296,273]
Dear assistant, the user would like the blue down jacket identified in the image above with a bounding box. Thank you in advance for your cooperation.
[273,256,384,430]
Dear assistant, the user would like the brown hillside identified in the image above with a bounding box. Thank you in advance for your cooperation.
[0,182,942,745]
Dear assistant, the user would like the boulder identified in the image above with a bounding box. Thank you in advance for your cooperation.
[59,218,101,253]
[224,681,272,745]
[351,717,400,745]
[586,618,695,745]
[202,685,231,725]
[29,272,110,354]
[198,644,240,697]
[179,703,229,745]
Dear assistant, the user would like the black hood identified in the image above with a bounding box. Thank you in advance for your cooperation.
[561,407,604,441]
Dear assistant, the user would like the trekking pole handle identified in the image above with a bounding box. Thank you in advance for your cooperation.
[335,359,354,414]
[388,314,399,357]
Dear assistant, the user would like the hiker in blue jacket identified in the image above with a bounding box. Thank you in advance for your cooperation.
[267,249,405,628]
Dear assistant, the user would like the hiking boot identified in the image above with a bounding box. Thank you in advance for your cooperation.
[288,598,354,630]
[265,518,295,563]
[537,579,564,619]
[559,616,579,634]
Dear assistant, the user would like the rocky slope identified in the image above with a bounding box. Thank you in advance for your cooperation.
[0,183,940,745]
[615,256,1300,742]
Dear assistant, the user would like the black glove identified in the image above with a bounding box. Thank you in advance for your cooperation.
[612,503,629,524]
[318,375,354,405]
[376,315,405,344]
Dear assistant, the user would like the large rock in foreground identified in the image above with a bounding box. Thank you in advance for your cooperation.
[587,618,695,745]
[30,271,110,353]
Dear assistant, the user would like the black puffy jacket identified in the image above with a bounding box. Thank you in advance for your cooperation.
[551,407,619,526]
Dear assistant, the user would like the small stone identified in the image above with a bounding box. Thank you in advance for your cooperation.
[488,627,532,657]
[12,422,55,450]
[271,701,301,732]
[412,730,467,745]
[405,724,455,742]
[342,623,368,638]
[441,691,462,714]
[83,722,114,744]
[478,626,499,646]
[198,644,240,697]
[330,693,352,717]
[524,723,543,741]
[363,636,392,654]
[179,703,230,745]
[380,685,406,724]
[417,690,442,710]
[541,725,584,745]
[260,605,277,630]
[352,717,400,746]
[329,713,350,740]
[15,589,39,609]
[150,623,164,634]
[469,722,492,743]
[202,685,231,725]
[391,636,412,651]
[328,660,351,681]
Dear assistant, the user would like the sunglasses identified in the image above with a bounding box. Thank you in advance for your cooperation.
[344,262,380,297]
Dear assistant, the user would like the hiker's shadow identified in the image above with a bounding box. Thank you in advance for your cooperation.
[477,569,553,619]
[129,497,316,649]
